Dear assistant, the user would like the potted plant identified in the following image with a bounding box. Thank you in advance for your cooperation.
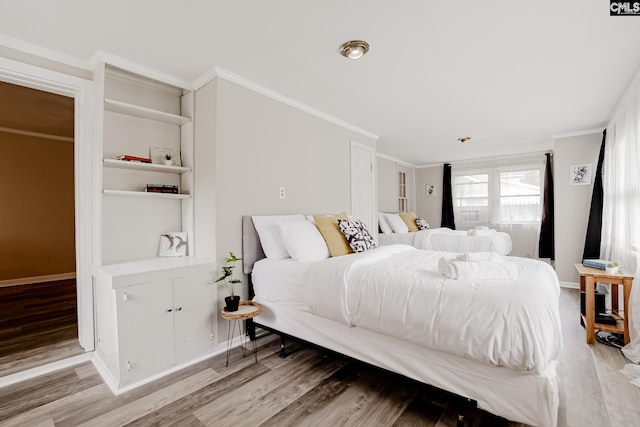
[606,262,619,275]
[216,251,242,312]
[163,153,173,166]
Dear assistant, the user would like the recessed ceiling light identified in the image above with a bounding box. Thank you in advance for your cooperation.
[458,137,472,143]
[339,40,370,60]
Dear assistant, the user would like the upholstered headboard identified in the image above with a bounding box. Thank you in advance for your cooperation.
[242,215,266,275]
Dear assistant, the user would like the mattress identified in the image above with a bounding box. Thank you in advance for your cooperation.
[378,227,513,255]
[253,245,562,374]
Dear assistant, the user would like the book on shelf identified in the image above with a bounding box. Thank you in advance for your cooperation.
[145,184,179,194]
[582,259,610,270]
[117,154,152,163]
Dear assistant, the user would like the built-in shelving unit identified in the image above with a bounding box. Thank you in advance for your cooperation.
[91,61,216,393]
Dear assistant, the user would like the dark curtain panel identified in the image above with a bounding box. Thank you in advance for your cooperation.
[583,130,607,260]
[539,153,555,260]
[441,163,455,229]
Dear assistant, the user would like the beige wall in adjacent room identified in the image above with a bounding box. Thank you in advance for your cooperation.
[415,165,443,228]
[0,133,75,280]
[196,77,377,341]
[553,132,603,284]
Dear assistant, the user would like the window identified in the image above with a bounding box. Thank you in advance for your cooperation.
[453,164,543,225]
[398,170,407,212]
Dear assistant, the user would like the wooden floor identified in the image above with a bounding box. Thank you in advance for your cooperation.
[0,280,83,376]
[1,288,639,426]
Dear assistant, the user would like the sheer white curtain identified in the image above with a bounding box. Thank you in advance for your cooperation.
[601,79,640,367]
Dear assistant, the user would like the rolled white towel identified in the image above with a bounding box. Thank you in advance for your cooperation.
[456,251,503,262]
[467,228,497,236]
[440,259,517,280]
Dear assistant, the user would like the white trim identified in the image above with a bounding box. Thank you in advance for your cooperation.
[560,281,579,289]
[0,126,74,142]
[377,151,417,168]
[0,56,95,352]
[0,34,90,71]
[0,352,92,389]
[195,66,379,141]
[416,162,444,169]
[552,128,604,140]
[93,341,235,395]
[88,50,193,90]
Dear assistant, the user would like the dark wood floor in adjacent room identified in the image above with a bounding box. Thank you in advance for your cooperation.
[1,288,639,426]
[0,279,83,376]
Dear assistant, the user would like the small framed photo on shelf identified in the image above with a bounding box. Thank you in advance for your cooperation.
[158,232,187,257]
[150,146,181,167]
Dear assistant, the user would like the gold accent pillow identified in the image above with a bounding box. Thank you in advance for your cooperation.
[313,212,352,257]
[399,212,419,232]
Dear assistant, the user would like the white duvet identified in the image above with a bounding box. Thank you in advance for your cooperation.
[305,245,561,373]
[379,228,513,255]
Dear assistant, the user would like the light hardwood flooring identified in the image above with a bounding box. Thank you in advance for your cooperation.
[1,288,639,426]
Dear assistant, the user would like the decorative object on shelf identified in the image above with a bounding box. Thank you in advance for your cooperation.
[163,153,173,166]
[150,146,181,167]
[158,232,187,257]
[216,251,242,312]
[146,184,179,194]
[116,154,152,163]
[606,262,620,275]
[570,164,591,185]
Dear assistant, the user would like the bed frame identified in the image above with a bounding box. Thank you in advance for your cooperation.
[241,216,558,427]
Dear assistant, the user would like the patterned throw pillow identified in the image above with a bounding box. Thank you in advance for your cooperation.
[337,219,377,253]
[416,217,430,230]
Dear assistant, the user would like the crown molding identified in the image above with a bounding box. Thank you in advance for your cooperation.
[193,66,379,141]
[0,34,89,70]
[376,152,416,168]
[552,128,604,140]
[88,50,193,90]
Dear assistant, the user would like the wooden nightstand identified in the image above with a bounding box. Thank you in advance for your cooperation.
[221,301,262,366]
[575,264,634,345]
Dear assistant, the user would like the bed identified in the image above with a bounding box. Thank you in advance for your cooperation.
[378,227,513,255]
[242,215,561,426]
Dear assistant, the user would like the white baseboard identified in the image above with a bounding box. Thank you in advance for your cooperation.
[0,352,92,389]
[560,281,579,289]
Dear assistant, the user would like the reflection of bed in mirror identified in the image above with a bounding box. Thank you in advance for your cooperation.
[378,227,513,255]
[242,215,561,427]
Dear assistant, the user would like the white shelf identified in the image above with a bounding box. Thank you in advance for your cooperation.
[103,189,191,200]
[104,98,191,125]
[103,159,190,174]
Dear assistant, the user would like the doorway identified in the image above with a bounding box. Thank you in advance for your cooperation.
[0,81,83,376]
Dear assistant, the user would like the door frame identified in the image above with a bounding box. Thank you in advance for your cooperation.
[0,56,95,351]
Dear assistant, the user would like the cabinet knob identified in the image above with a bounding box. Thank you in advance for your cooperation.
[176,306,183,311]
[166,308,173,313]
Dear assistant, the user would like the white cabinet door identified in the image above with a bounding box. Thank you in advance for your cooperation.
[124,279,176,383]
[173,274,215,361]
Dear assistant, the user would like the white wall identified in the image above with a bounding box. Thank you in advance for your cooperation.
[415,165,443,227]
[377,156,398,213]
[196,77,377,340]
[554,132,603,284]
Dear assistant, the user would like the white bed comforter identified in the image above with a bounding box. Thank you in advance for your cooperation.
[379,228,513,255]
[306,245,561,373]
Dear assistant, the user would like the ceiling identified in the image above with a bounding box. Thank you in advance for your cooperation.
[2,1,639,165]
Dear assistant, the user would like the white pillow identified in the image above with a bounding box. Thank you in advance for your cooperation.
[251,215,307,259]
[279,221,330,261]
[384,213,409,233]
[378,212,393,234]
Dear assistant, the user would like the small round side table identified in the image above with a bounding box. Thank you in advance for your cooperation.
[221,300,262,367]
